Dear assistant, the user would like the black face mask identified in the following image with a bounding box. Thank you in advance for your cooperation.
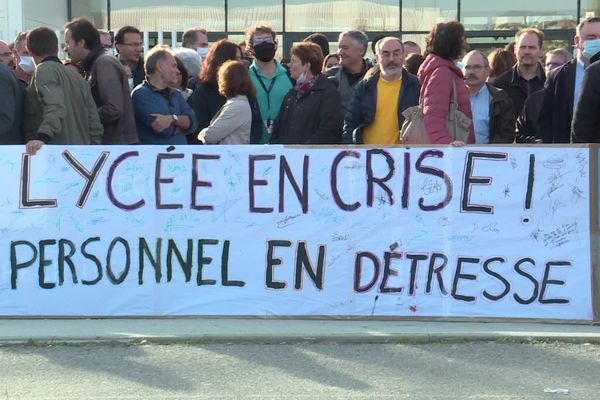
[253,42,276,62]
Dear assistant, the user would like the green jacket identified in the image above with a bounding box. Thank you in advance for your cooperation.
[249,60,293,144]
[24,57,103,145]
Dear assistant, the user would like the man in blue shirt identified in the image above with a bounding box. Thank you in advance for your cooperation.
[462,50,515,143]
[132,45,198,145]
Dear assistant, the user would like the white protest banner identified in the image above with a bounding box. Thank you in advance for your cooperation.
[0,145,594,319]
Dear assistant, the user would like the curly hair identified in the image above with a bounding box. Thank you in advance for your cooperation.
[425,21,466,60]
[245,23,276,57]
[217,60,256,99]
[199,39,242,87]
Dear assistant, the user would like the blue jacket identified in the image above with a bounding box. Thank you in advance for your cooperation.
[132,80,199,145]
[343,68,420,144]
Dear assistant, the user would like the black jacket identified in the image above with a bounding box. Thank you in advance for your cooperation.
[572,59,600,143]
[515,89,543,142]
[270,75,343,144]
[0,62,24,144]
[188,82,226,144]
[488,84,516,143]
[493,64,546,118]
[343,68,420,144]
[188,81,263,144]
[538,59,577,143]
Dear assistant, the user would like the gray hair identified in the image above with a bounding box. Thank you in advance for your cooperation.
[547,47,573,63]
[173,47,202,77]
[463,50,489,67]
[13,31,28,54]
[375,36,403,55]
[145,44,172,75]
[339,30,368,56]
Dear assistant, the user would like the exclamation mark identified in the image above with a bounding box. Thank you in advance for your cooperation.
[525,154,535,210]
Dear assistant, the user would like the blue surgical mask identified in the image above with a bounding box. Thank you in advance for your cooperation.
[455,60,464,70]
[197,47,209,59]
[18,55,35,75]
[583,38,600,60]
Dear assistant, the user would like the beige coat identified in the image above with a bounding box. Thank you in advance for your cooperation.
[198,95,251,144]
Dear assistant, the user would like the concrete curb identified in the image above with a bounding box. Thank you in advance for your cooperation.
[0,319,598,345]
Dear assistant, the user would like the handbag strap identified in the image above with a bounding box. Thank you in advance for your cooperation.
[449,79,459,112]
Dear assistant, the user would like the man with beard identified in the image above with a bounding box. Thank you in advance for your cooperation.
[462,50,515,143]
[343,37,419,144]
[493,28,546,117]
[245,23,293,144]
[64,17,138,144]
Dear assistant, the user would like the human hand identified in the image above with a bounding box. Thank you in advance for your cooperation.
[26,140,44,155]
[450,140,466,147]
[150,114,174,132]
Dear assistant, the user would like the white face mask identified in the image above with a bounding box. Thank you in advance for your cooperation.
[296,71,307,84]
[197,47,209,59]
[105,48,116,57]
[18,56,35,75]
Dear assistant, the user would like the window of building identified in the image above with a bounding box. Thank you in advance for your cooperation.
[23,0,69,31]
[581,0,600,18]
[70,0,108,30]
[109,0,225,32]
[402,0,457,32]
[285,0,400,32]
[460,0,577,31]
[228,0,283,33]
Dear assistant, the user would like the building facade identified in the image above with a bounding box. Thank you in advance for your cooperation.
[2,0,600,55]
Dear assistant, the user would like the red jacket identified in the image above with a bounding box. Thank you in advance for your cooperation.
[418,54,475,144]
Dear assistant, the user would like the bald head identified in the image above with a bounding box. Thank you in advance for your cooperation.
[0,40,15,68]
[375,37,405,80]
[462,50,490,94]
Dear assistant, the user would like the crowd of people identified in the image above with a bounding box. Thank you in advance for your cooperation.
[2,16,600,153]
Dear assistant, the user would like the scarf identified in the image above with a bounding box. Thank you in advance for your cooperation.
[294,74,318,97]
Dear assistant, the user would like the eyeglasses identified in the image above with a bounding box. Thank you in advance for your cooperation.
[254,36,274,45]
[120,42,143,48]
[0,51,13,57]
[464,64,485,71]
[545,62,563,69]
